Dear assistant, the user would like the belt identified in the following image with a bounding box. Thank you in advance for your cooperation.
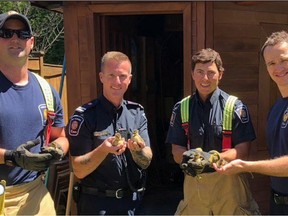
[273,191,288,205]
[81,185,133,199]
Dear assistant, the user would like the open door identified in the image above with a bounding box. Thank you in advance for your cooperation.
[90,2,193,186]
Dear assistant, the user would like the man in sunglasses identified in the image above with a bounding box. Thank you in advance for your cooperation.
[0,11,69,215]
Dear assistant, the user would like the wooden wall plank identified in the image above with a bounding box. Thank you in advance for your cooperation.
[63,3,81,116]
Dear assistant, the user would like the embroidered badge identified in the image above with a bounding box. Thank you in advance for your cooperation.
[68,115,84,136]
[281,107,288,128]
[236,104,249,123]
[93,131,110,137]
[38,104,47,126]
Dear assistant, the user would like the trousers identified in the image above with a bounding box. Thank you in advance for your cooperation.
[175,172,260,215]
[4,175,56,215]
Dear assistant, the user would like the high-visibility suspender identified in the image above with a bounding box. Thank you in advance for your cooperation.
[180,95,237,151]
[180,96,191,149]
[32,72,55,146]
[222,95,238,151]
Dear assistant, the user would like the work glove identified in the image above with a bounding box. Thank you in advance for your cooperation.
[40,142,64,164]
[4,139,53,171]
[180,148,221,177]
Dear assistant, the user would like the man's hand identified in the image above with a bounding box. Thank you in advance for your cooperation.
[213,159,245,175]
[41,141,64,164]
[4,140,53,171]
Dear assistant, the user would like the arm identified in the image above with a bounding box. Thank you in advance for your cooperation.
[0,149,5,164]
[220,141,250,162]
[50,127,69,155]
[172,144,187,164]
[127,139,152,169]
[214,156,288,177]
[71,137,126,179]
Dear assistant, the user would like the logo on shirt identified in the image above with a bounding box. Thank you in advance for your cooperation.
[38,104,47,126]
[281,107,288,128]
[68,115,84,136]
[235,104,249,123]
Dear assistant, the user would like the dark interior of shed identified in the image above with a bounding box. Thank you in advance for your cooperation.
[104,14,184,188]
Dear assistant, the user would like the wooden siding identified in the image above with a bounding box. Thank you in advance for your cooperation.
[51,1,288,214]
[213,2,288,214]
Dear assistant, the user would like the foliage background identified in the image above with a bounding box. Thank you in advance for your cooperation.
[0,1,65,64]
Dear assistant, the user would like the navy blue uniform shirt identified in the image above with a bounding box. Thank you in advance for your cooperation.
[67,95,150,190]
[166,88,256,152]
[0,71,65,186]
[266,97,288,194]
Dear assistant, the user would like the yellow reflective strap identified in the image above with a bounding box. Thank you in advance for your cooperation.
[32,72,54,112]
[180,95,191,123]
[0,180,6,215]
[223,95,238,131]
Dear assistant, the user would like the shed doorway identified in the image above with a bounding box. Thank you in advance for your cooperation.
[99,14,184,187]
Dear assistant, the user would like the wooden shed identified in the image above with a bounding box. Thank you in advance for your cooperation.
[32,1,288,214]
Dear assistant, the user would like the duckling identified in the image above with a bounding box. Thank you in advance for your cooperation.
[131,129,144,143]
[112,133,125,146]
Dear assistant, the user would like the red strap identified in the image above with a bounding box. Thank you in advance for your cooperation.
[182,122,190,149]
[222,130,232,151]
[45,111,56,146]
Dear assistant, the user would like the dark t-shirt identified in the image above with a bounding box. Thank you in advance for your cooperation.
[166,88,256,152]
[0,71,65,186]
[266,97,288,194]
[67,95,150,190]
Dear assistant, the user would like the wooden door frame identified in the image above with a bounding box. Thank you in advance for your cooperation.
[88,2,199,97]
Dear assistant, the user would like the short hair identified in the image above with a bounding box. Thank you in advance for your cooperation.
[191,48,224,72]
[261,31,288,59]
[101,51,132,73]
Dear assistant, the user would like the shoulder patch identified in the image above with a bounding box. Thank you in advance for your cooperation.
[281,106,288,128]
[68,115,84,136]
[235,104,249,123]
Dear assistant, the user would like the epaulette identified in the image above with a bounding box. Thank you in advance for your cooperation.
[125,100,144,109]
[75,99,98,113]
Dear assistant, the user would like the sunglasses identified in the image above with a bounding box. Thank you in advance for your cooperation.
[0,28,32,40]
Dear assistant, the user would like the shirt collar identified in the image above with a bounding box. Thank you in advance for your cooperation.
[195,87,220,106]
[99,95,124,114]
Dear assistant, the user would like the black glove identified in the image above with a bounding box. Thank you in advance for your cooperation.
[4,139,53,171]
[40,141,64,164]
[180,148,221,177]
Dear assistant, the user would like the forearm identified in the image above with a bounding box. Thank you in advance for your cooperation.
[50,127,69,154]
[243,156,288,177]
[130,146,152,169]
[172,144,186,164]
[221,142,250,162]
[0,149,5,164]
[51,136,69,155]
[72,145,108,179]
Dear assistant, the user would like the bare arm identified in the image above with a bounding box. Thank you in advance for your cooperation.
[71,137,126,179]
[220,141,250,162]
[50,127,69,155]
[128,139,153,169]
[171,144,187,164]
[214,156,288,177]
[0,149,5,164]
